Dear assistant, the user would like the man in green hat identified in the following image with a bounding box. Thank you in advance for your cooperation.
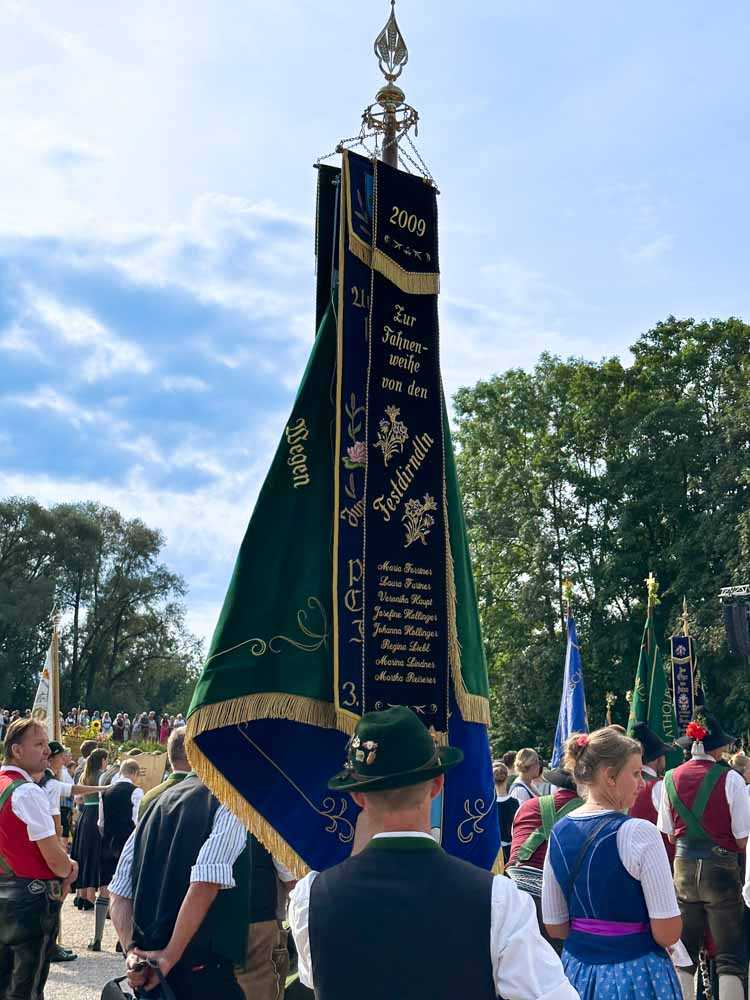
[288,706,577,1000]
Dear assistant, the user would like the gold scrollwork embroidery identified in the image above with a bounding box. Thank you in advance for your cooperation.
[457,797,495,845]
[237,727,354,844]
[205,597,328,665]
[269,597,328,654]
[319,796,356,843]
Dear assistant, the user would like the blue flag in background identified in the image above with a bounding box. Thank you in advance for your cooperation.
[551,615,589,767]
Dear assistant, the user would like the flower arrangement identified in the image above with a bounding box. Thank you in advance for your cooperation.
[402,493,437,547]
[374,406,409,467]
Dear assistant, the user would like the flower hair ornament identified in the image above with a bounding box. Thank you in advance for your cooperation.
[686,717,708,756]
[575,734,589,749]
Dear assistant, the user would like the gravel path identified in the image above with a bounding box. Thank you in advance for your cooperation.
[46,896,124,1000]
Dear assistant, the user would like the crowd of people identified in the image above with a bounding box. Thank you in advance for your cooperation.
[0,708,187,744]
[3,707,750,999]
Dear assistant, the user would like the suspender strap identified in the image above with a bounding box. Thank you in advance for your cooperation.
[665,766,725,844]
[0,779,27,876]
[0,779,26,812]
[517,795,583,862]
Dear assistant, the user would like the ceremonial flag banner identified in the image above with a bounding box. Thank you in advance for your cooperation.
[670,634,696,734]
[627,599,681,767]
[31,628,61,741]
[186,153,500,875]
[551,615,588,767]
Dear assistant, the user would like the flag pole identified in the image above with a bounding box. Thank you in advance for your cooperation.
[51,611,61,743]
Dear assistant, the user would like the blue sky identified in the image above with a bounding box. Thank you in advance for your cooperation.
[2,0,749,643]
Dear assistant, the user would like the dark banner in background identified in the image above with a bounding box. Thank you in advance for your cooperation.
[334,151,448,736]
[670,634,695,734]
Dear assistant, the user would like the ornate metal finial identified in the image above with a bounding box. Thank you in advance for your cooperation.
[680,596,690,636]
[374,0,409,84]
[645,572,660,609]
[562,579,574,615]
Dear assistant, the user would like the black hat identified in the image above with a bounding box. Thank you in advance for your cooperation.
[328,706,463,792]
[687,714,735,753]
[631,723,672,764]
[542,766,576,792]
[48,740,69,757]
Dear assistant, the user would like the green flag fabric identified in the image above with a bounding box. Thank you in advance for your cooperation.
[627,604,681,768]
[185,161,498,877]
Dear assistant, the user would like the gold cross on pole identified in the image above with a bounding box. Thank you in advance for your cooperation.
[645,572,659,609]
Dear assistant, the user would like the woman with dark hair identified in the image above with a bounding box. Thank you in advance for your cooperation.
[70,747,108,910]
[542,726,682,999]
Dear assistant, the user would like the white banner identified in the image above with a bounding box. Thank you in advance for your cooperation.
[31,641,55,738]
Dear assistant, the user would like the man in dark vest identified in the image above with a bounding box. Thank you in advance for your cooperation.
[88,758,142,953]
[505,765,582,951]
[658,713,750,1000]
[629,721,675,863]
[0,718,79,999]
[236,835,297,1000]
[109,772,250,999]
[288,706,578,1000]
[138,726,191,820]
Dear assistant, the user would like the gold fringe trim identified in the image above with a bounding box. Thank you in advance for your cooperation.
[492,847,505,875]
[334,710,359,737]
[445,502,492,727]
[347,234,440,297]
[348,230,372,269]
[371,248,440,296]
[187,692,338,735]
[186,713,311,878]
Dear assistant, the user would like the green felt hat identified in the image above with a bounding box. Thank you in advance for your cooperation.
[48,740,69,757]
[328,706,463,793]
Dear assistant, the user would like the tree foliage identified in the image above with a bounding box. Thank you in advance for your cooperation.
[453,317,750,755]
[0,498,202,713]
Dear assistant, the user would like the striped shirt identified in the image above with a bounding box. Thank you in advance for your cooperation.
[108,803,246,897]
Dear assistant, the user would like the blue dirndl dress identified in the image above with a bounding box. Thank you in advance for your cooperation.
[548,812,682,1000]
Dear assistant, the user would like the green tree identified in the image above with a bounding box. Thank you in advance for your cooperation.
[0,497,202,714]
[454,317,750,753]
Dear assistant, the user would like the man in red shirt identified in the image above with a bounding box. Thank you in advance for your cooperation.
[658,714,749,1000]
[629,722,675,863]
[0,718,78,999]
[506,766,582,950]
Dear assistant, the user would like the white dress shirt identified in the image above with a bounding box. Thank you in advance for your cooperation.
[542,811,680,924]
[0,765,55,841]
[289,831,578,999]
[97,776,145,832]
[509,779,537,806]
[642,765,663,812]
[109,803,246,896]
[657,754,750,840]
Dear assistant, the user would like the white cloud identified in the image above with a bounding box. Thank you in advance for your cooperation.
[10,386,97,428]
[160,375,209,393]
[28,293,152,382]
[626,235,674,263]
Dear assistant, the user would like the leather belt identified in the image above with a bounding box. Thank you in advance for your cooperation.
[0,876,63,901]
[674,841,733,860]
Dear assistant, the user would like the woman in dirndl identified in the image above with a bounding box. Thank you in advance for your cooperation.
[71,746,108,907]
[542,726,683,1000]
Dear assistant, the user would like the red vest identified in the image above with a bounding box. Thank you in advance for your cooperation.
[508,789,578,869]
[0,769,57,879]
[630,774,675,863]
[669,759,738,852]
